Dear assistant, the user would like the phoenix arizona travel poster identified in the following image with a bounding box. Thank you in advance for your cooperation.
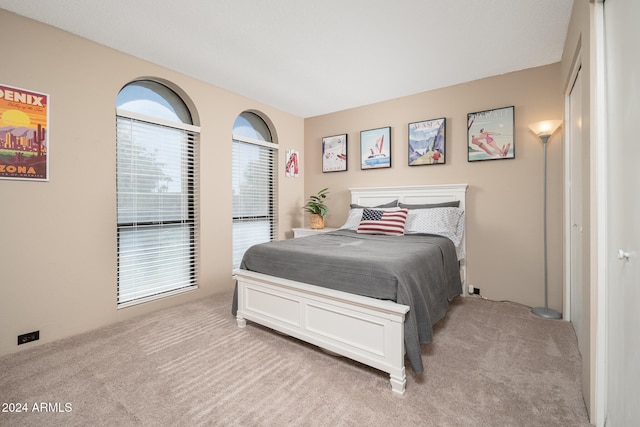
[0,84,49,181]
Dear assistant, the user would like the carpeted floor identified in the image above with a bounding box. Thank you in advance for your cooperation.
[0,293,591,426]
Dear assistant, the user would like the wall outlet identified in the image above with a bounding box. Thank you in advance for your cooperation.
[18,330,39,345]
[468,284,474,294]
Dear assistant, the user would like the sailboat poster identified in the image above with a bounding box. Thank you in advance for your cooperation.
[322,134,347,172]
[361,126,391,170]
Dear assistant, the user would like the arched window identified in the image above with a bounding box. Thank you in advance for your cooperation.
[116,80,200,306]
[232,112,278,270]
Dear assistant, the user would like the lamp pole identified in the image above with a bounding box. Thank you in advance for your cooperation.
[532,134,561,319]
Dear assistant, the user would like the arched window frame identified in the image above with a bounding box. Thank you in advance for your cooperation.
[115,79,200,307]
[232,111,278,271]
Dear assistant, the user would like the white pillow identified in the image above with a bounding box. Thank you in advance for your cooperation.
[339,208,364,230]
[405,207,465,260]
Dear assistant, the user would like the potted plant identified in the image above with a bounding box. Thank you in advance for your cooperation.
[303,187,329,229]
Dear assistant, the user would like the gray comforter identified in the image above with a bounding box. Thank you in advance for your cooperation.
[232,229,462,374]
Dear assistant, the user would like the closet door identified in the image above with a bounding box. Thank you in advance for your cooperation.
[567,68,584,357]
[604,0,640,425]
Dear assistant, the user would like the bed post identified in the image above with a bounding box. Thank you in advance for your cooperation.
[236,316,246,328]
[390,369,406,394]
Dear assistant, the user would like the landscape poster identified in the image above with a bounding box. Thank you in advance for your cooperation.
[0,83,49,181]
[408,118,446,165]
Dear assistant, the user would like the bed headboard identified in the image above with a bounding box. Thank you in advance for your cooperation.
[349,184,467,211]
[349,184,469,293]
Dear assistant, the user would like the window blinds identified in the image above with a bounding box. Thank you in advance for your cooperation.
[232,137,278,270]
[116,114,199,306]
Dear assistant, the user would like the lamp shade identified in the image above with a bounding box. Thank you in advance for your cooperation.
[529,120,562,138]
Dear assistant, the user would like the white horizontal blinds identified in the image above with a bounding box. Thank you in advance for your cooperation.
[231,111,277,271]
[232,138,277,270]
[116,115,199,305]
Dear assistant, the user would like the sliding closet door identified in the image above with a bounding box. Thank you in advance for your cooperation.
[604,0,640,424]
[568,68,584,354]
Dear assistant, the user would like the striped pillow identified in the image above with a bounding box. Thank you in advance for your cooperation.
[357,208,409,236]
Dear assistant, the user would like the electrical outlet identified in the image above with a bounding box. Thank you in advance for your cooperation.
[17,330,39,345]
[468,284,474,294]
[473,287,481,295]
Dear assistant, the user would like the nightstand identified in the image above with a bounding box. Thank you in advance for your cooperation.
[292,227,338,238]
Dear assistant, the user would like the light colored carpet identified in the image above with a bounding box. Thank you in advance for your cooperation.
[0,293,590,426]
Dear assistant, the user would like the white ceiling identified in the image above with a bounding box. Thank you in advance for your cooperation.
[0,0,574,118]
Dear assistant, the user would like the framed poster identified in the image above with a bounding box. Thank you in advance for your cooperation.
[285,148,299,177]
[0,84,49,181]
[408,117,446,166]
[467,106,514,162]
[361,126,391,170]
[322,133,347,172]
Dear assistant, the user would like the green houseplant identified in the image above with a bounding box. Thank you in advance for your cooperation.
[303,187,329,229]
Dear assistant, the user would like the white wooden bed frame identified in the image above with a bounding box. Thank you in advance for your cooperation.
[235,184,468,394]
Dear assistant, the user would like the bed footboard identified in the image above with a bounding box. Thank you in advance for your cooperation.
[235,270,410,394]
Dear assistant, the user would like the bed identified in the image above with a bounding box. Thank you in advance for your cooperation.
[232,184,468,394]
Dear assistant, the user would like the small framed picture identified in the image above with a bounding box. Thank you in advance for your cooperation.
[285,149,299,177]
[361,126,391,169]
[467,106,515,162]
[408,118,446,166]
[322,134,347,172]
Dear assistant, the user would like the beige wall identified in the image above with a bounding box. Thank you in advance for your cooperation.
[304,64,564,310]
[0,10,305,356]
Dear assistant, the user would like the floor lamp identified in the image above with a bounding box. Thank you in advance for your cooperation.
[529,120,563,319]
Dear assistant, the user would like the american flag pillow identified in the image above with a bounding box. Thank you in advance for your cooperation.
[357,208,409,236]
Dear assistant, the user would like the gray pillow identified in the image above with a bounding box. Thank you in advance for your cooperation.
[350,200,398,209]
[398,200,460,209]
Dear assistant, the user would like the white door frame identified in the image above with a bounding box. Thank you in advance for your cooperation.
[592,0,607,425]
[591,0,607,424]
[563,2,607,423]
